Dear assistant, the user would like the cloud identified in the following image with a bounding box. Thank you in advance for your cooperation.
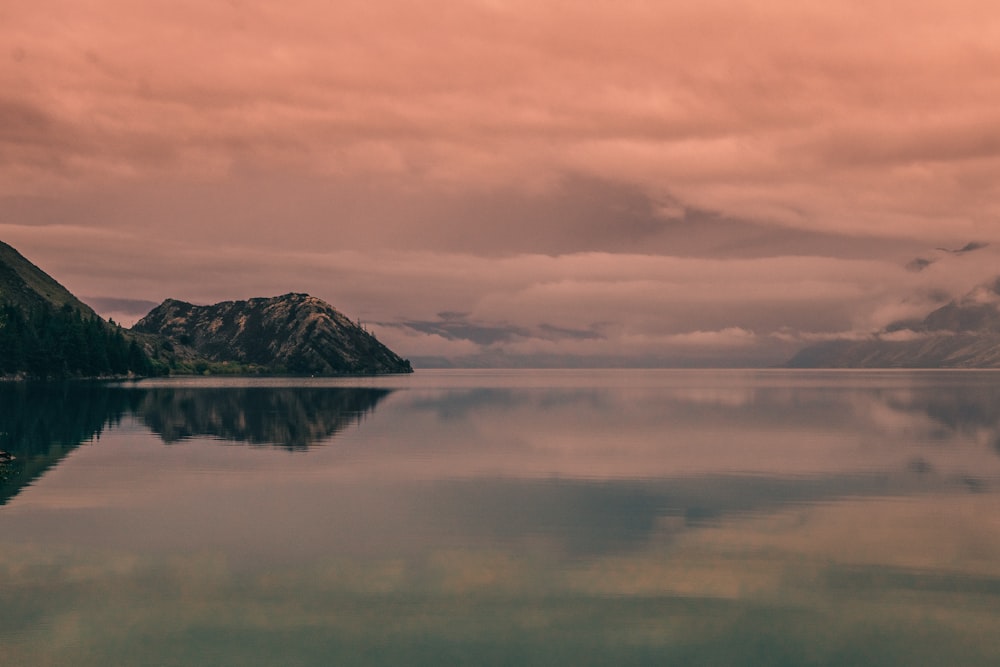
[5,1,1000,365]
[83,296,159,314]
[906,258,934,272]
[9,210,1000,365]
[660,328,757,348]
[936,241,990,255]
[82,296,160,326]
[878,329,929,342]
[397,317,531,346]
[4,0,1000,241]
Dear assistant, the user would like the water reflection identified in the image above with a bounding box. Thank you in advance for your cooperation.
[0,384,392,504]
[3,372,1000,666]
[414,472,963,558]
[878,381,1000,452]
[0,383,139,505]
[138,386,390,449]
[3,375,1000,508]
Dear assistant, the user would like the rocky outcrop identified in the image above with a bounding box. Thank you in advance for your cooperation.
[789,278,1000,368]
[132,293,412,375]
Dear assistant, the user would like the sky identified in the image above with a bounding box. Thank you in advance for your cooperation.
[4,0,1000,367]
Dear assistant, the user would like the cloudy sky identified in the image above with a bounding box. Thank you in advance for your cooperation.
[4,0,1000,366]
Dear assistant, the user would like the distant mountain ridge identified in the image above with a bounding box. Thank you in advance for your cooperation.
[789,278,1000,368]
[133,293,412,375]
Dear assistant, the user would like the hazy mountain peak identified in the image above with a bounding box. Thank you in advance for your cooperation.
[790,275,1000,368]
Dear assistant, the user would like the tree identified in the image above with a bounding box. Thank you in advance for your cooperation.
[0,301,156,378]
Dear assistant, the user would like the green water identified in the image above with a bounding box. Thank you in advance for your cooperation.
[2,370,999,665]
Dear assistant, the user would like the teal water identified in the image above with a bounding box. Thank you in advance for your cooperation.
[2,370,999,665]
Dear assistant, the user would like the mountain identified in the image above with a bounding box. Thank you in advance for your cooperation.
[1,240,410,378]
[132,293,412,375]
[789,279,1000,368]
[1,241,153,378]
[0,240,97,316]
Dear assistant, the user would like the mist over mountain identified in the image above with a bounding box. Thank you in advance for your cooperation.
[790,277,1000,368]
[11,235,1000,372]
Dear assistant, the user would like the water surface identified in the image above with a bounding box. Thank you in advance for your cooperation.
[2,370,999,665]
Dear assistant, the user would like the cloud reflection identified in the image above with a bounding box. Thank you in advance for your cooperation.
[4,374,1000,665]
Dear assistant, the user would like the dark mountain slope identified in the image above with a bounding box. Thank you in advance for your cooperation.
[133,293,412,375]
[0,240,97,316]
[0,240,153,378]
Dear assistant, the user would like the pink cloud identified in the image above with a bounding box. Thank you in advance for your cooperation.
[4,0,1000,242]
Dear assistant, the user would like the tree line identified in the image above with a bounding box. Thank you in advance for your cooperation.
[0,302,155,378]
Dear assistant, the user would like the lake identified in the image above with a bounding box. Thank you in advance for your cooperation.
[2,369,999,665]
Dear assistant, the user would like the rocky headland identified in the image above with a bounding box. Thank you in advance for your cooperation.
[133,293,412,375]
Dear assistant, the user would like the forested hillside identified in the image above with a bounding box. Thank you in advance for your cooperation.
[0,303,154,378]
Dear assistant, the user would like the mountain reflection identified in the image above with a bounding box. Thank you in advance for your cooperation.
[0,383,140,505]
[0,384,392,505]
[880,382,1000,451]
[138,387,391,450]
[4,374,1000,512]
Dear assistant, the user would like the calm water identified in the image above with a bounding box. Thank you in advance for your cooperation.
[2,370,999,666]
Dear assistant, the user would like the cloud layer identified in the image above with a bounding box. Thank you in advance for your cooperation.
[4,0,1000,364]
